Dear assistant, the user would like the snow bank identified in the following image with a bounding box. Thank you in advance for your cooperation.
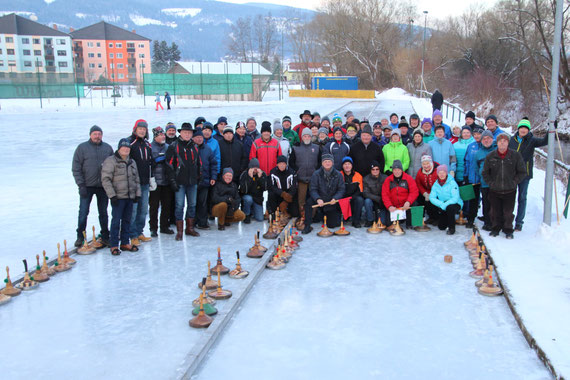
[161,8,202,18]
[129,14,177,28]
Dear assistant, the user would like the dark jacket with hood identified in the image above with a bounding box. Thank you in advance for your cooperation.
[128,119,154,185]
[196,142,217,188]
[349,140,385,177]
[72,139,114,188]
[212,179,241,211]
[151,140,169,186]
[165,137,201,187]
[269,166,298,198]
[363,172,388,204]
[508,131,548,179]
[309,167,345,202]
[239,164,268,205]
[219,136,248,182]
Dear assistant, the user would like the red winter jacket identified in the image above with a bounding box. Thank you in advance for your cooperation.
[294,122,311,136]
[381,172,419,209]
[249,137,282,175]
[416,166,439,195]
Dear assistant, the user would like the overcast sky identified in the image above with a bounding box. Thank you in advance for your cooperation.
[217,0,496,20]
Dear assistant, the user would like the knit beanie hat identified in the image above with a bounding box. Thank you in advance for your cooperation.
[421,154,433,163]
[165,123,176,132]
[473,126,485,134]
[413,128,424,137]
[118,138,131,149]
[302,128,312,137]
[332,114,342,123]
[223,167,234,176]
[194,116,206,126]
[273,119,283,132]
[409,113,420,121]
[261,121,272,133]
[342,156,353,165]
[437,164,448,174]
[421,118,432,127]
[361,125,373,135]
[391,129,401,137]
[277,155,287,164]
[465,111,476,120]
[246,116,256,125]
[496,133,510,143]
[481,130,494,140]
[432,109,443,119]
[90,125,102,135]
[485,114,498,124]
[392,160,403,171]
[202,122,214,131]
[399,117,409,129]
[461,125,473,134]
[390,113,398,119]
[517,118,531,130]
[318,127,329,135]
[249,158,260,169]
[223,125,234,134]
[322,153,334,163]
[321,116,330,123]
[152,126,165,138]
[282,115,292,124]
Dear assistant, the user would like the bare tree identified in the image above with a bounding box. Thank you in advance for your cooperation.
[227,13,278,63]
[228,17,253,62]
[289,19,323,88]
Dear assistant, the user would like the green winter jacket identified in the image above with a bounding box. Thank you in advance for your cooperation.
[283,128,300,146]
[382,141,410,173]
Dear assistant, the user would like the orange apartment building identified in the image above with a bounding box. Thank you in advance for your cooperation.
[70,21,151,83]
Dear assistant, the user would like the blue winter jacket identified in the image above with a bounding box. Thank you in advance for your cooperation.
[473,143,496,188]
[453,137,475,182]
[429,175,463,210]
[464,141,481,184]
[204,136,221,175]
[432,122,452,139]
[197,143,217,188]
[491,127,504,140]
[428,137,457,173]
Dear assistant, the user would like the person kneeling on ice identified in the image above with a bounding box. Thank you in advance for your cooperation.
[101,139,141,255]
[268,155,298,219]
[363,160,389,227]
[239,158,267,224]
[340,157,364,228]
[381,160,419,229]
[211,168,246,230]
[429,165,462,235]
[302,154,345,234]
[415,155,440,225]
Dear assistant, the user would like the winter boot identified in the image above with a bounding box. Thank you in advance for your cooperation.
[74,237,84,248]
[175,221,184,241]
[185,218,200,237]
[138,234,152,242]
[160,227,174,235]
[150,229,158,238]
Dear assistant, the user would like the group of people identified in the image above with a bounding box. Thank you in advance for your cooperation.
[72,107,545,255]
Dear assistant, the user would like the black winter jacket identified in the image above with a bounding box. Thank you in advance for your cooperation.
[269,166,298,198]
[482,149,526,193]
[289,143,321,183]
[219,137,248,182]
[349,141,385,177]
[72,139,114,188]
[239,170,268,205]
[151,140,169,186]
[127,135,154,185]
[309,167,345,202]
[165,138,201,187]
[363,173,388,204]
[212,180,241,211]
[508,131,548,179]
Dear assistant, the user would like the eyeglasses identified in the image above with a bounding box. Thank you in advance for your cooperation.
[371,168,380,171]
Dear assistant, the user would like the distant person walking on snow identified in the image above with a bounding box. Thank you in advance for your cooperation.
[164,92,171,110]
[155,92,164,111]
[431,89,443,112]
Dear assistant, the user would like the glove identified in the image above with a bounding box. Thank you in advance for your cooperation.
[110,196,119,205]
[282,192,293,203]
[79,185,88,198]
[149,177,157,191]
[423,192,429,202]
[134,196,140,204]
[170,181,179,192]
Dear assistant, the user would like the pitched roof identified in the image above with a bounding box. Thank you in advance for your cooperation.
[172,62,272,76]
[0,13,69,37]
[70,21,150,41]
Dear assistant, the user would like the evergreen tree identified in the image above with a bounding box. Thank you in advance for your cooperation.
[152,40,182,73]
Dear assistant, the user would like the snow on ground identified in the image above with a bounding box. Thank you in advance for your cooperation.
[161,8,202,17]
[196,227,550,380]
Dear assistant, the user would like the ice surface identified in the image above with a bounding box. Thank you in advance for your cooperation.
[195,227,552,380]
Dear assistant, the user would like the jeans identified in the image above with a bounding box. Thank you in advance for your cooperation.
[148,185,174,231]
[77,186,109,239]
[364,198,388,225]
[130,184,150,238]
[195,186,210,227]
[515,177,530,227]
[350,194,364,223]
[110,199,133,247]
[242,194,264,221]
[175,184,197,220]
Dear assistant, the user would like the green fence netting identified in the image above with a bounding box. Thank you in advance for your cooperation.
[142,73,253,96]
[0,73,84,99]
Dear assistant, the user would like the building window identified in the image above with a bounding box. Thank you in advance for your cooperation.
[36,61,43,67]
[0,61,3,67]
[23,50,31,56]
[46,60,54,67]
[58,61,68,68]
[116,53,123,58]
[117,63,124,69]
[6,37,14,43]
[96,42,101,47]
[118,73,124,79]
[88,63,95,68]
[109,43,113,48]
[138,53,145,58]
[0,49,2,54]
[87,42,93,47]
[34,50,42,56]
[116,43,122,48]
[111,74,114,79]
[8,60,16,67]
[141,63,145,68]
[109,53,114,59]
[110,63,114,69]
[57,50,67,56]
[45,38,52,45]
[33,38,40,44]
[138,43,144,48]
[7,49,15,55]
[98,63,102,68]
[88,53,94,58]
[24,61,32,67]
[97,53,101,58]
[22,38,30,44]
[127,43,135,48]
[57,39,66,45]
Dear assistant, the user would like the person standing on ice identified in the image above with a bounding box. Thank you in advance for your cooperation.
[282,115,300,146]
[302,153,345,234]
[508,118,548,231]
[101,138,141,255]
[192,129,217,230]
[164,92,171,110]
[429,164,462,235]
[482,133,526,239]
[431,110,451,139]
[155,92,164,111]
[431,89,443,112]
[484,115,504,140]
[201,122,221,176]
[407,128,432,179]
[165,123,202,240]
[473,130,496,231]
[293,110,312,137]
[272,119,291,160]
[213,116,228,143]
[325,127,350,171]
[349,124,384,178]
[245,117,260,142]
[464,125,485,228]
[249,121,282,175]
[219,124,247,184]
[382,129,409,174]
[148,127,174,237]
[72,125,114,247]
[428,125,456,177]
[234,121,253,160]
[127,120,154,246]
[165,123,177,145]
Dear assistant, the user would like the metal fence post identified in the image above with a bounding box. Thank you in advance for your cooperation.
[36,58,43,109]
[200,60,204,103]
[172,71,176,105]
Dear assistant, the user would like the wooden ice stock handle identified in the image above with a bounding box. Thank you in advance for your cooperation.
[312,199,338,208]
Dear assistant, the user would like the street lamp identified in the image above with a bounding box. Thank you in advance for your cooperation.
[280,17,299,100]
[421,10,428,97]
